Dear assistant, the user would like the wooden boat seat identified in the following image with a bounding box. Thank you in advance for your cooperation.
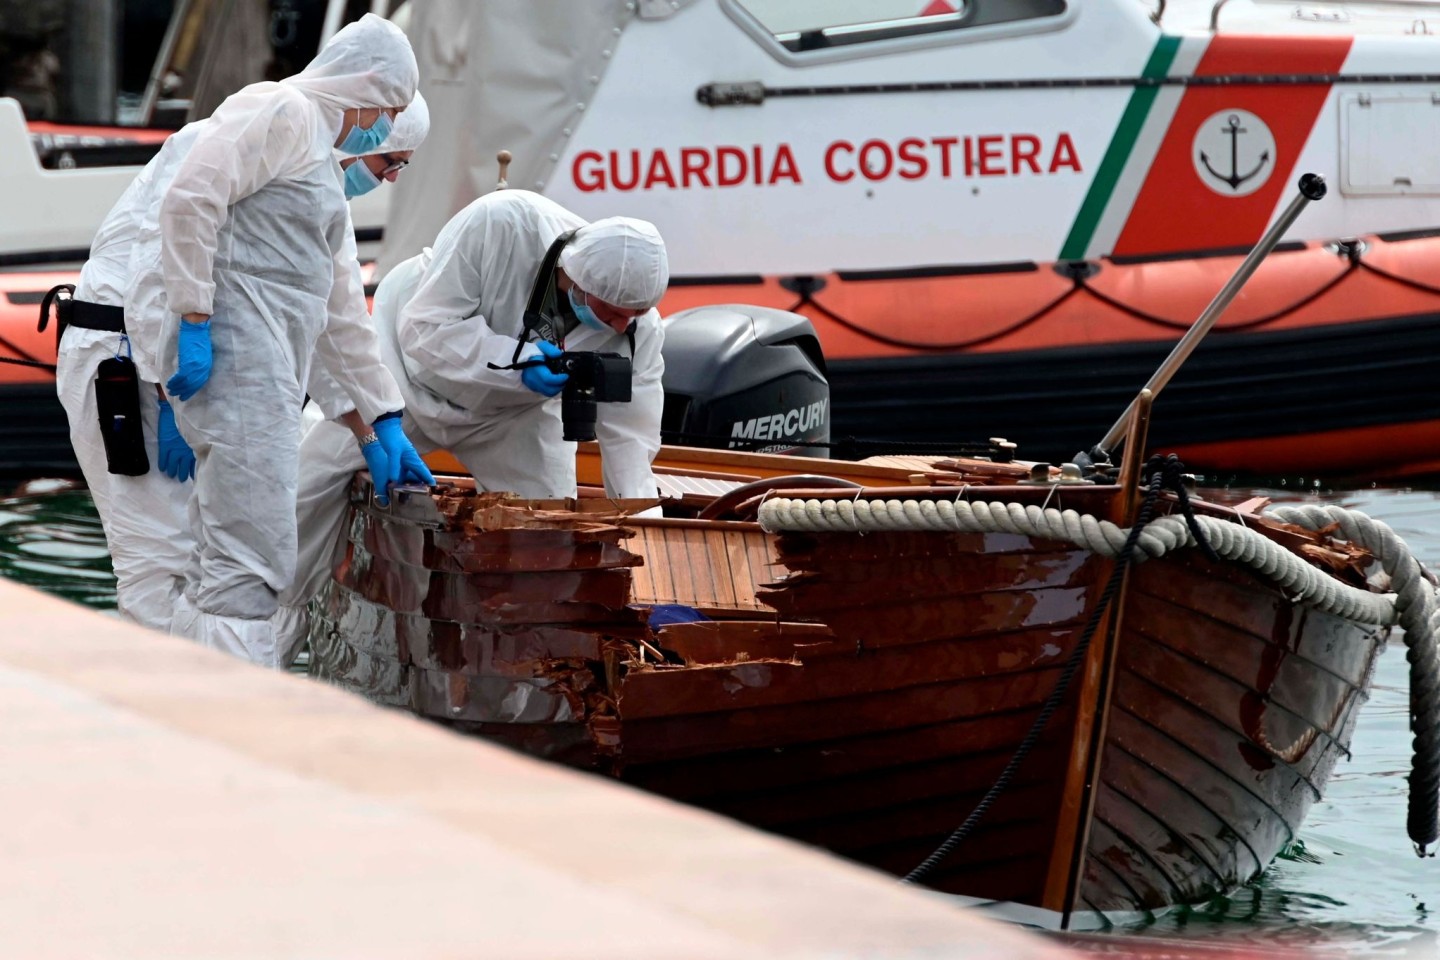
[627,520,776,616]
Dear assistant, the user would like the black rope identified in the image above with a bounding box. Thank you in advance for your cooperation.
[1081,260,1357,334]
[1359,258,1440,299]
[0,337,48,367]
[0,355,57,373]
[1404,592,1440,854]
[1158,456,1219,564]
[781,285,1080,353]
[904,455,1185,885]
[776,256,1357,354]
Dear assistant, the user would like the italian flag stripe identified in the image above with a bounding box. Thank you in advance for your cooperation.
[1058,35,1181,262]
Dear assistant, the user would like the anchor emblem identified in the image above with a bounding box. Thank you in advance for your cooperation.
[1191,109,1277,197]
[1200,115,1270,190]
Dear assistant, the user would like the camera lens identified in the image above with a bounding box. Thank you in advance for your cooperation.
[561,384,598,442]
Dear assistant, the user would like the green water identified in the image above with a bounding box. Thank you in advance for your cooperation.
[1,481,1435,953]
[0,481,117,611]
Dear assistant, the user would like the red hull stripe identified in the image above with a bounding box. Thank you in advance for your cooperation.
[1113,36,1352,257]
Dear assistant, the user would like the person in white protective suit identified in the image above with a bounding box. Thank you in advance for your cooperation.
[271,189,670,656]
[49,90,431,637]
[90,13,434,665]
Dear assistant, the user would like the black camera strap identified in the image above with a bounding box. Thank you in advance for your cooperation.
[510,228,578,366]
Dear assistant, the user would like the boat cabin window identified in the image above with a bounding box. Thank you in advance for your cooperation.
[724,0,1070,62]
[9,0,390,170]
[3,0,386,129]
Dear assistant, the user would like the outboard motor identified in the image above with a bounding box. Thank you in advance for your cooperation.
[660,305,830,458]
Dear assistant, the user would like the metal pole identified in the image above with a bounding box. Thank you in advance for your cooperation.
[139,0,196,125]
[67,0,118,122]
[319,0,348,49]
[1096,173,1327,455]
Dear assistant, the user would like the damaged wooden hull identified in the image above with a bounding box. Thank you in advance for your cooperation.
[308,452,1386,922]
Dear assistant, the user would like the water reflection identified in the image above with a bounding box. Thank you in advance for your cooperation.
[0,480,115,611]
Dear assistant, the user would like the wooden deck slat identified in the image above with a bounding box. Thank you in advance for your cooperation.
[725,532,755,606]
[692,527,721,608]
[671,528,699,605]
[627,525,776,612]
[631,525,673,605]
[704,527,739,608]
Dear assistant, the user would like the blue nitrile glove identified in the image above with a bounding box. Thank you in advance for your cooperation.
[166,318,213,401]
[358,431,392,502]
[370,412,436,506]
[520,339,568,398]
[155,395,196,482]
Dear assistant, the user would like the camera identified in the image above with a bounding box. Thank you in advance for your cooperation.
[545,350,632,441]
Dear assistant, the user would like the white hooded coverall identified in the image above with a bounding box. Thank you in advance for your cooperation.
[273,190,669,655]
[59,14,418,662]
[57,97,429,638]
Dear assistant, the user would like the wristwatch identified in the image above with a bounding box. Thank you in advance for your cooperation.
[357,430,379,447]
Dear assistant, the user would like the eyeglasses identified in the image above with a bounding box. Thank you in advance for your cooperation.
[379,158,409,177]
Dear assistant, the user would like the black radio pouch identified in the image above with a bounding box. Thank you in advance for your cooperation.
[94,355,150,476]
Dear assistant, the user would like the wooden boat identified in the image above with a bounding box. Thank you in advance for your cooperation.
[307,435,1412,927]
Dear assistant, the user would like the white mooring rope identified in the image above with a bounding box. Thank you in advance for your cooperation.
[757,497,1401,625]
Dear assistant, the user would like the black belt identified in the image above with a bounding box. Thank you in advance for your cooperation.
[38,284,126,351]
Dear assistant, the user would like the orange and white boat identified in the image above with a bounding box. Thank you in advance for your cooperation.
[4,0,1440,478]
